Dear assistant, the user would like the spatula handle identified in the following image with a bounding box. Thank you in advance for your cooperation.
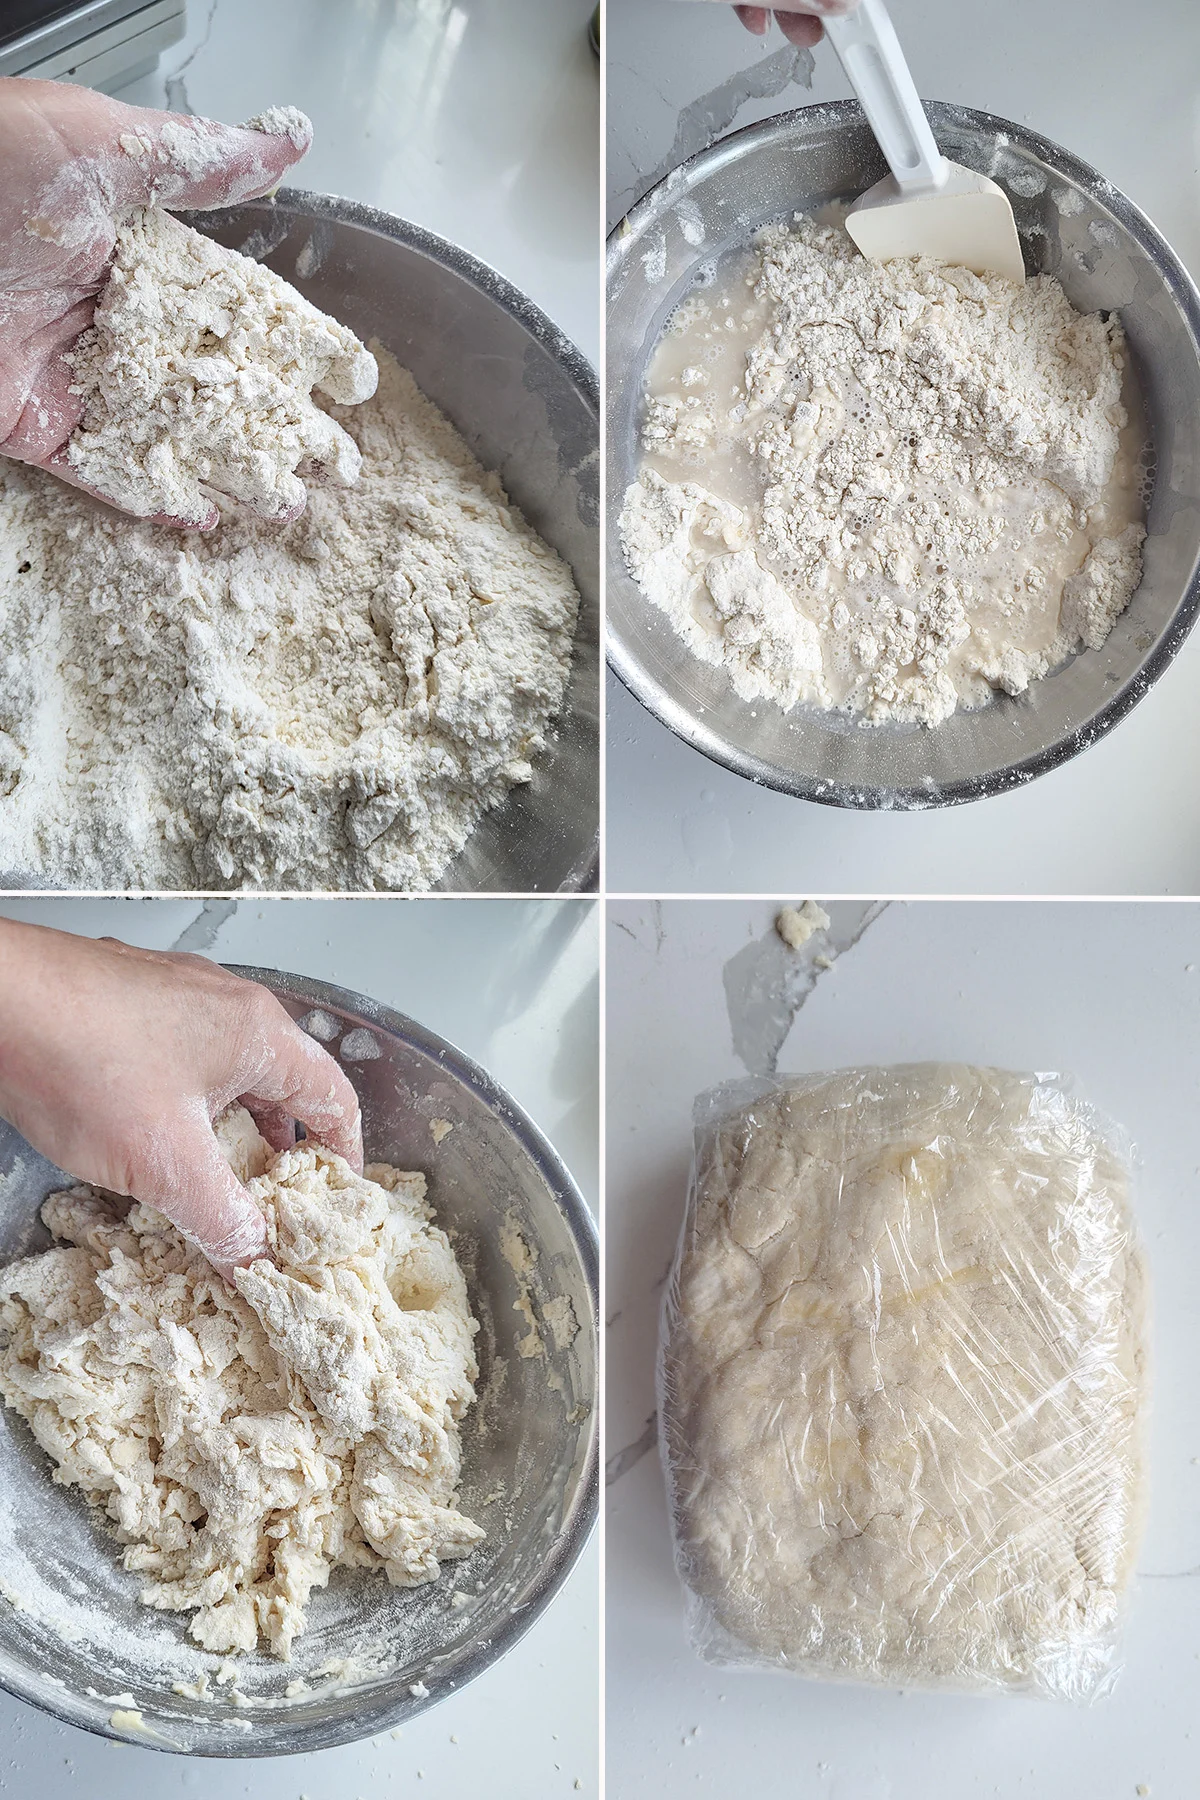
[824,0,947,194]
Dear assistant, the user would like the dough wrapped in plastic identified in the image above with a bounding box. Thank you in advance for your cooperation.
[659,1065,1148,1701]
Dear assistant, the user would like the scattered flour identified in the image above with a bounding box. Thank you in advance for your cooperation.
[621,219,1146,727]
[0,345,579,889]
[65,206,378,526]
[0,1108,482,1660]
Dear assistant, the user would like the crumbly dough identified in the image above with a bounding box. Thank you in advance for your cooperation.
[662,1066,1147,1698]
[622,220,1147,726]
[66,206,378,525]
[0,1108,482,1660]
[0,347,580,890]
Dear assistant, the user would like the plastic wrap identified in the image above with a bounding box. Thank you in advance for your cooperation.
[658,1065,1148,1702]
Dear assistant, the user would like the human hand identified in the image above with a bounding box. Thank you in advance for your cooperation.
[733,1,858,49]
[0,77,310,527]
[0,922,362,1277]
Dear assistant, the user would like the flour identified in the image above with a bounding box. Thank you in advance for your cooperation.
[65,207,377,526]
[0,346,579,889]
[663,1067,1148,1698]
[621,220,1146,726]
[0,1108,482,1661]
[241,107,314,150]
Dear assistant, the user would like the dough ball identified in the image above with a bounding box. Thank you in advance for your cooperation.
[662,1065,1147,1699]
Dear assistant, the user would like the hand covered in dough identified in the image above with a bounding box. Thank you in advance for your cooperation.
[0,77,309,526]
[733,0,858,47]
[0,922,362,1276]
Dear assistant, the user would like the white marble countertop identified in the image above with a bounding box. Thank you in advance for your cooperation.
[121,0,600,367]
[606,0,1200,895]
[606,897,1200,1798]
[0,895,598,1799]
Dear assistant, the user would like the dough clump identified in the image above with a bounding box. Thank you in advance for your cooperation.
[0,1108,482,1659]
[662,1065,1147,1699]
[66,206,378,525]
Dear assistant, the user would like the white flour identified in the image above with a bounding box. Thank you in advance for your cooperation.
[0,1109,482,1661]
[65,207,378,526]
[0,347,579,890]
[621,220,1146,726]
[241,107,313,150]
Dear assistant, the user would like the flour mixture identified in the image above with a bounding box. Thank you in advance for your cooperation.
[0,345,579,889]
[0,1107,481,1660]
[621,220,1147,726]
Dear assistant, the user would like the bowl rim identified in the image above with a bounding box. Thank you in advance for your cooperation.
[275,186,599,413]
[0,966,598,1758]
[605,98,1200,811]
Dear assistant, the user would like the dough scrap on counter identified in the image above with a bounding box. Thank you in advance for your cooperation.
[662,1065,1147,1699]
[0,1107,482,1659]
[775,901,829,949]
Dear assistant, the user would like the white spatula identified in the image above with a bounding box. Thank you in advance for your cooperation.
[823,0,1025,284]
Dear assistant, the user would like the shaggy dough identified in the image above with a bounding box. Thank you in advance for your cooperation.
[662,1066,1147,1699]
[66,206,378,525]
[0,1108,482,1659]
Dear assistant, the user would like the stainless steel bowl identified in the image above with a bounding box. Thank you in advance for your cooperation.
[0,970,598,1757]
[607,102,1200,809]
[198,190,599,886]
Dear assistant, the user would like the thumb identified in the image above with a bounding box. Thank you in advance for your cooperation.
[103,106,313,212]
[18,81,312,251]
[140,1107,270,1276]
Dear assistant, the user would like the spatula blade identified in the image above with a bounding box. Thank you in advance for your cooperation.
[845,161,1026,284]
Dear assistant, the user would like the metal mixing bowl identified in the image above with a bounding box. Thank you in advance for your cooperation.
[0,970,597,1756]
[607,102,1200,809]
[197,189,599,886]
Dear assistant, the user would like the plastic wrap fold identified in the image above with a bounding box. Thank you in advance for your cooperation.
[658,1065,1148,1701]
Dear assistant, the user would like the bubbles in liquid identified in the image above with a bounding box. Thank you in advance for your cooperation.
[1134,441,1157,510]
[692,261,717,289]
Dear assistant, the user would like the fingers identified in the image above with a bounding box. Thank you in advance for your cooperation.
[40,448,221,530]
[240,1099,297,1156]
[734,0,856,41]
[241,1002,364,1172]
[776,10,826,46]
[98,101,313,213]
[7,82,311,264]
[142,1108,270,1276]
